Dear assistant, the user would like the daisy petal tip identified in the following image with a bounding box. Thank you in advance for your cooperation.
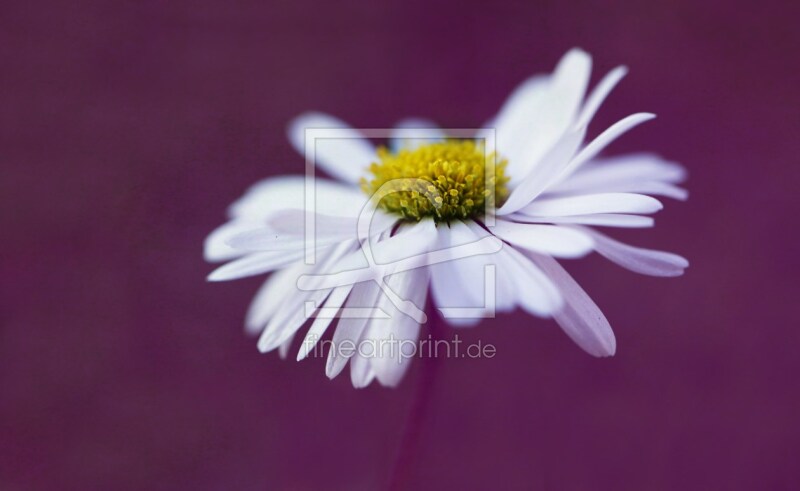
[629,112,657,125]
[665,265,688,278]
[287,110,325,129]
[606,336,618,357]
[286,111,340,152]
[256,331,281,354]
[599,347,616,358]
[565,47,591,61]
[325,370,341,381]
[350,373,375,389]
[206,269,227,282]
[287,114,308,141]
[243,324,262,338]
[325,359,346,380]
[375,374,403,389]
[588,334,616,358]
[324,358,335,377]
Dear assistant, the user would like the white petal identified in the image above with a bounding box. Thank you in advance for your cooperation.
[227,205,390,253]
[508,213,655,228]
[606,182,688,200]
[245,261,308,334]
[208,176,363,261]
[429,260,483,327]
[366,266,429,387]
[461,220,563,316]
[449,222,512,308]
[499,49,592,182]
[255,241,357,351]
[299,219,438,290]
[428,259,462,306]
[349,350,376,388]
[224,229,340,253]
[491,75,550,176]
[325,281,383,379]
[245,240,354,337]
[578,227,689,276]
[278,333,295,359]
[576,65,627,128]
[207,250,305,282]
[257,287,330,353]
[429,227,476,308]
[549,180,688,201]
[428,223,490,326]
[553,154,687,194]
[227,176,304,219]
[390,119,446,151]
[490,75,549,133]
[229,175,367,219]
[546,153,688,201]
[460,221,525,313]
[528,253,616,357]
[425,221,511,319]
[266,208,397,242]
[519,193,663,217]
[204,220,261,262]
[557,113,656,180]
[370,219,437,266]
[287,112,378,184]
[296,285,353,361]
[500,113,657,214]
[498,125,586,214]
[498,244,563,317]
[491,219,594,258]
[548,48,593,118]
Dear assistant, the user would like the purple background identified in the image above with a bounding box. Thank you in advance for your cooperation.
[2,0,799,489]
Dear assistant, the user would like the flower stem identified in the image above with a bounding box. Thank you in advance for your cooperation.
[387,308,444,491]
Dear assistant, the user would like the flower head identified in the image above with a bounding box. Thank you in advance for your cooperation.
[205,48,688,388]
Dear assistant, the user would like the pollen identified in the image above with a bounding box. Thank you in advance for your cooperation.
[360,140,510,223]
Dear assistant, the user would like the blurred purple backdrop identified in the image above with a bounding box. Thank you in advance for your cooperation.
[2,0,799,489]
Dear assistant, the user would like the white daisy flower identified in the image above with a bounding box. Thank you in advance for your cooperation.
[205,48,688,388]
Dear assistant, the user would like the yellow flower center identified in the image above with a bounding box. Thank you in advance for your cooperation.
[360,140,509,223]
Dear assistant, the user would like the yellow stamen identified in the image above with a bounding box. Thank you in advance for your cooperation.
[360,140,509,223]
